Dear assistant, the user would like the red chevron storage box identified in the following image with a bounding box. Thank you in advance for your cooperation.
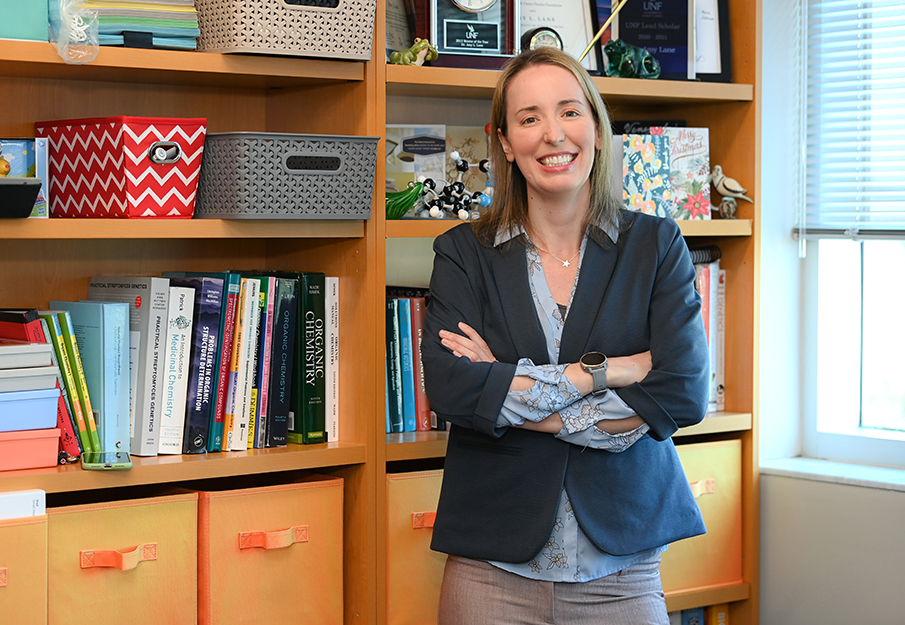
[34,117,207,218]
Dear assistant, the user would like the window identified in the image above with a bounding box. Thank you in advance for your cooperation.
[798,0,905,469]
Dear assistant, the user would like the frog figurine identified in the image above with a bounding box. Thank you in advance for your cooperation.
[603,39,661,79]
[389,38,439,66]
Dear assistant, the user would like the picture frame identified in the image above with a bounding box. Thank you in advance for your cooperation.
[519,0,599,73]
[589,1,615,75]
[413,0,519,69]
[608,0,696,81]
[694,0,732,83]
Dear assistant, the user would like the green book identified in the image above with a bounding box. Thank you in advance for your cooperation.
[288,272,326,445]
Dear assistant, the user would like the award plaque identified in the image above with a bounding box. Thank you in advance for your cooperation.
[414,0,519,68]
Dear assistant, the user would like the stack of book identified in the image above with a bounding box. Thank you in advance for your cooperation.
[87,0,201,50]
[0,337,62,471]
[690,245,726,413]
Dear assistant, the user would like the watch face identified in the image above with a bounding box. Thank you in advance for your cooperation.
[523,27,563,51]
[450,0,497,12]
[582,352,607,367]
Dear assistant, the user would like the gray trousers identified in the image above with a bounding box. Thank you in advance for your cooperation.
[438,553,670,625]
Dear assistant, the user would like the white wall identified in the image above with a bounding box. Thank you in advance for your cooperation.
[758,2,905,622]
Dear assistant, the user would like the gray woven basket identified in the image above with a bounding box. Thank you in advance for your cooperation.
[194,0,375,59]
[195,132,378,220]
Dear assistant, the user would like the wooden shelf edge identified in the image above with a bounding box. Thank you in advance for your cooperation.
[386,432,449,461]
[387,64,753,103]
[674,412,753,438]
[0,40,364,88]
[0,218,365,240]
[386,219,752,239]
[665,582,750,612]
[0,442,367,494]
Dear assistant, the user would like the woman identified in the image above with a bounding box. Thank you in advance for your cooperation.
[420,47,710,624]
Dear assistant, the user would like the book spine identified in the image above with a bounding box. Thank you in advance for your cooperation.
[715,268,726,411]
[39,317,82,460]
[325,276,339,443]
[254,277,275,449]
[409,297,431,431]
[233,277,260,451]
[38,312,93,453]
[208,274,239,452]
[0,311,46,343]
[396,297,417,432]
[707,259,720,412]
[265,277,298,447]
[299,272,326,444]
[385,298,404,434]
[223,279,250,451]
[706,603,729,625]
[181,278,223,453]
[57,311,102,453]
[158,287,195,454]
[244,279,264,449]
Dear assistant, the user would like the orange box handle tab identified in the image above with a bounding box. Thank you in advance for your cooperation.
[238,525,309,550]
[80,542,158,571]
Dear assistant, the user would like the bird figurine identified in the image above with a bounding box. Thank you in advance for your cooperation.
[711,165,753,203]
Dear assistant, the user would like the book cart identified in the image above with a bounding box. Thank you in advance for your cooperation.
[0,0,760,621]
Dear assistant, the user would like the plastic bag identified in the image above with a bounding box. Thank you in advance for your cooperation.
[49,0,99,64]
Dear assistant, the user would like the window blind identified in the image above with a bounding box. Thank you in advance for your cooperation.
[796,0,905,240]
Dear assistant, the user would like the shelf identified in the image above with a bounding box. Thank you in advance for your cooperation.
[386,64,753,104]
[0,441,367,494]
[674,412,753,438]
[665,582,750,613]
[0,40,364,89]
[386,218,752,239]
[386,431,449,461]
[0,218,365,240]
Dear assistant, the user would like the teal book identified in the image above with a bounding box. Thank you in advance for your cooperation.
[385,298,403,434]
[265,277,298,448]
[288,272,326,445]
[50,300,130,454]
[396,297,417,432]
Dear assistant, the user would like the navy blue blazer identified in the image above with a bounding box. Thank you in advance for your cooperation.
[422,210,710,562]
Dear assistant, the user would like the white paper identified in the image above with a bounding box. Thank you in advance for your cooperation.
[695,0,722,74]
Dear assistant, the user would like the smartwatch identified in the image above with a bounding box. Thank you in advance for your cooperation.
[579,351,608,395]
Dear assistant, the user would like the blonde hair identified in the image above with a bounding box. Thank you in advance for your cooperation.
[473,47,622,245]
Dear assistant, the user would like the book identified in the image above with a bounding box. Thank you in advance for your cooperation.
[244,275,275,449]
[0,341,52,369]
[650,126,712,220]
[0,489,46,520]
[385,298,404,434]
[86,276,170,457]
[168,276,224,454]
[235,277,260,450]
[0,365,59,392]
[32,136,50,218]
[680,607,705,625]
[396,297,417,432]
[409,296,431,431]
[622,133,672,218]
[37,311,94,455]
[155,285,195,454]
[705,259,720,412]
[165,270,241,453]
[53,309,103,454]
[612,0,695,81]
[0,308,46,343]
[50,300,130,454]
[707,603,729,625]
[714,268,727,411]
[288,272,326,445]
[325,276,339,443]
[223,277,259,451]
[264,276,298,448]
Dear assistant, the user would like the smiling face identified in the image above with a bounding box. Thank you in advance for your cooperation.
[497,63,601,206]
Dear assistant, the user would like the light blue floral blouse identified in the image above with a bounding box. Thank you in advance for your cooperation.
[488,230,665,582]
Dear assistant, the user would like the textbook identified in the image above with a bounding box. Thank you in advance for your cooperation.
[157,285,195,455]
[87,276,170,456]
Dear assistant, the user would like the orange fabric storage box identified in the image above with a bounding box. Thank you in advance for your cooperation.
[47,492,198,625]
[0,515,48,625]
[660,439,743,594]
[0,428,60,471]
[198,474,344,625]
[386,470,446,625]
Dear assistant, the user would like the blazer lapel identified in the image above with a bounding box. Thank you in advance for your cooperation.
[560,230,620,363]
[491,238,551,365]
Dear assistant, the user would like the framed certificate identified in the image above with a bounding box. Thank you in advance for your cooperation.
[694,0,732,82]
[519,0,598,72]
[611,0,696,81]
[413,0,519,68]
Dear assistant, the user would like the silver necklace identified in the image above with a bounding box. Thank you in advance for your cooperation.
[533,243,580,267]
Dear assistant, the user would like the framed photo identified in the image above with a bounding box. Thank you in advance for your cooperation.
[589,1,614,75]
[519,0,599,73]
[694,0,732,83]
[413,0,519,69]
